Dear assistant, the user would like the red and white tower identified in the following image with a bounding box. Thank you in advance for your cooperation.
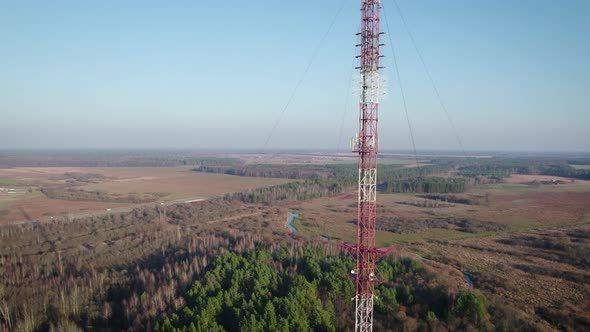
[342,1,388,331]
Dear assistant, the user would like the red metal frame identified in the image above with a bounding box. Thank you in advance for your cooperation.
[341,1,385,331]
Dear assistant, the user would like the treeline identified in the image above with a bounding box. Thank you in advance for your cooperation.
[197,164,333,180]
[215,163,457,204]
[338,163,459,194]
[541,164,590,180]
[456,165,516,183]
[197,162,464,194]
[327,163,453,188]
[222,180,343,204]
[380,164,451,182]
[0,151,241,168]
[455,158,590,182]
[196,163,401,184]
[382,176,466,193]
[566,158,590,165]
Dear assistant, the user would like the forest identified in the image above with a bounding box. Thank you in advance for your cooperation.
[222,180,344,204]
[155,246,492,332]
[197,164,333,180]
[381,177,466,194]
[197,163,460,195]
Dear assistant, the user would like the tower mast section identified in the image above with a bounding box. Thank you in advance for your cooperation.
[343,1,387,331]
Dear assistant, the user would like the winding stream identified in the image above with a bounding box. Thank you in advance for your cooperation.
[287,212,299,232]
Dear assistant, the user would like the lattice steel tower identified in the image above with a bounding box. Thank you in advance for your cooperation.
[342,1,388,331]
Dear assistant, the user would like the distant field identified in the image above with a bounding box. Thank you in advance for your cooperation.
[0,192,131,224]
[570,164,590,170]
[80,167,291,199]
[232,152,425,166]
[504,174,588,185]
[0,166,292,223]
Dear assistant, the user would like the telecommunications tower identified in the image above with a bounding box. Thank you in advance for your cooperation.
[342,1,388,331]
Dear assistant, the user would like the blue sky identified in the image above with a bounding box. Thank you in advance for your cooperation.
[1,0,588,152]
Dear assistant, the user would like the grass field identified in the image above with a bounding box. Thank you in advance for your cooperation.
[0,166,292,223]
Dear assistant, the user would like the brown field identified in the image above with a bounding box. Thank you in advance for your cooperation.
[287,191,484,244]
[0,166,292,224]
[1,195,131,223]
[79,167,291,198]
[505,173,590,185]
[0,167,94,183]
[487,190,590,225]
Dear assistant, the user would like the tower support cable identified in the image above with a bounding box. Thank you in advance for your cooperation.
[382,4,421,173]
[262,0,348,151]
[392,0,468,158]
[337,56,357,154]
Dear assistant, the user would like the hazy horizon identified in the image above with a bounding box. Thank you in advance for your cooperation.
[1,148,590,158]
[1,0,589,152]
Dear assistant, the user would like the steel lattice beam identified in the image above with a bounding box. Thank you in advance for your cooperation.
[343,1,385,331]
